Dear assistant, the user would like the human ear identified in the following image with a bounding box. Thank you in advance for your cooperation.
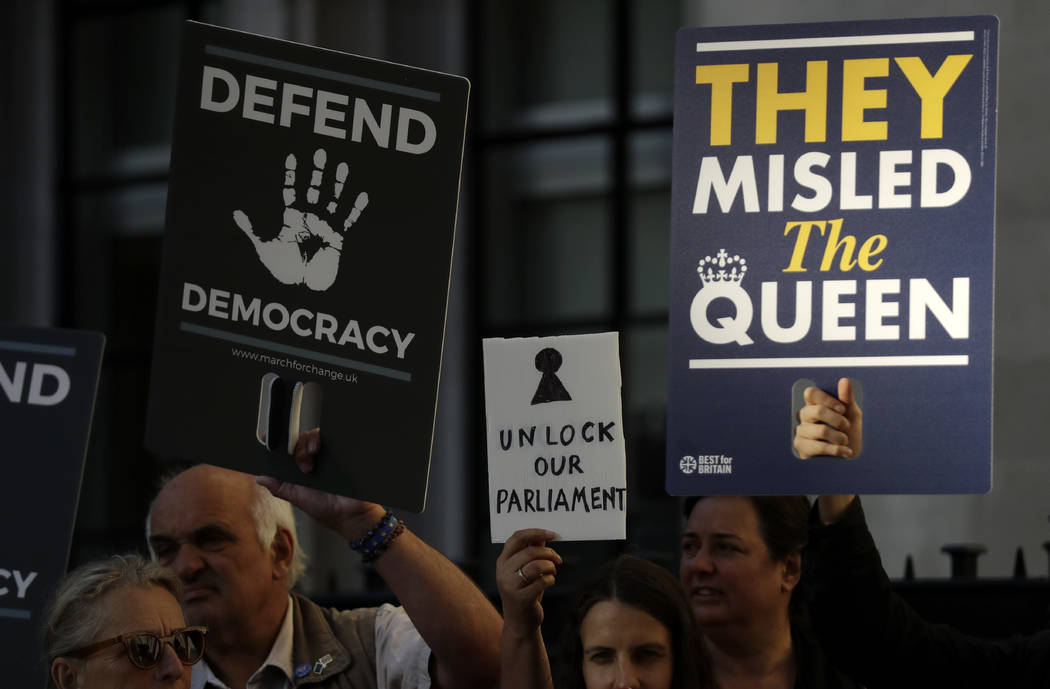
[51,657,81,689]
[270,525,295,581]
[780,550,802,593]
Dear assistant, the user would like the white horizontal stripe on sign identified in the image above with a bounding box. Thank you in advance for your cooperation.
[689,355,969,369]
[697,31,975,52]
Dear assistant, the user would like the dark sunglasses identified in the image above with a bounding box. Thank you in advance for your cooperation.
[67,626,207,669]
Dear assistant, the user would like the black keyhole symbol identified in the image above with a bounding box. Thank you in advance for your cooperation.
[531,347,572,405]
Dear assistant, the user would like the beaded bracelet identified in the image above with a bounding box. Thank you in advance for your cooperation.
[350,511,404,563]
[362,521,404,564]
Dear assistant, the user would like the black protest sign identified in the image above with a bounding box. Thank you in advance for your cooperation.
[0,325,104,687]
[146,23,469,510]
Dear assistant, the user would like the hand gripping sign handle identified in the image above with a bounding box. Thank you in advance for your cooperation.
[256,374,322,455]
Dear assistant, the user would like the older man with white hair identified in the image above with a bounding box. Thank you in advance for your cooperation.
[146,441,500,689]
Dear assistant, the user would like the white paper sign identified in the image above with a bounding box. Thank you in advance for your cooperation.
[484,333,626,542]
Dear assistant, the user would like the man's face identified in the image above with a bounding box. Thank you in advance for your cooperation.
[147,466,280,632]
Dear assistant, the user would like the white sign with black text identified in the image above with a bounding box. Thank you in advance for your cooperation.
[484,333,626,542]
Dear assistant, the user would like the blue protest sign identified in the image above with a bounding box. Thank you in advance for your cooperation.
[0,325,105,686]
[667,16,997,495]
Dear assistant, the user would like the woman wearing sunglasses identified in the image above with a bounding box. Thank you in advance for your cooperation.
[44,553,206,688]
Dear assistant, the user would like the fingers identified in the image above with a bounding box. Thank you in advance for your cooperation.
[516,559,558,586]
[803,385,845,415]
[498,530,562,586]
[292,427,321,473]
[796,420,849,446]
[795,380,860,459]
[327,162,349,215]
[256,475,295,501]
[282,149,364,229]
[798,401,850,430]
[283,153,297,207]
[255,474,345,526]
[795,437,853,459]
[342,192,369,232]
[500,528,559,560]
[497,542,561,600]
[795,422,853,458]
[232,210,262,246]
[306,149,326,205]
[503,544,563,570]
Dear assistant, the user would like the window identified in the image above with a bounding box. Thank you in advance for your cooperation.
[470,0,682,586]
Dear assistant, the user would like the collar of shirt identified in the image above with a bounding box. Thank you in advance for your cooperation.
[191,596,295,689]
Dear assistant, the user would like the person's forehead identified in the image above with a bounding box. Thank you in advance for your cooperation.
[685,496,759,535]
[581,600,670,647]
[96,586,186,637]
[151,467,254,535]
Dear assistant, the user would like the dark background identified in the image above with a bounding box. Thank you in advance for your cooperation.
[1,0,1048,646]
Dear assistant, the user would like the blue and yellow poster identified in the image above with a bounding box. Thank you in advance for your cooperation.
[667,16,998,495]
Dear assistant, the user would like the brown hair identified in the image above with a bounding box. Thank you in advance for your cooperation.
[557,555,710,689]
[682,495,811,560]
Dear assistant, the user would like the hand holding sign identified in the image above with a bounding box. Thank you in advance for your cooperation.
[794,378,863,459]
[233,148,369,292]
[496,528,561,633]
[257,429,387,541]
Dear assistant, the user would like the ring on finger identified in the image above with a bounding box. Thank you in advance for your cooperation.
[516,566,530,584]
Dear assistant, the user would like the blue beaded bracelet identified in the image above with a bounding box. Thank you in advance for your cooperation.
[350,511,404,563]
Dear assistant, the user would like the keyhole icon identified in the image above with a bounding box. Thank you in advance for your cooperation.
[531,347,572,405]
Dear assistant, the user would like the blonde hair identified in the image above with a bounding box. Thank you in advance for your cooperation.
[43,554,181,665]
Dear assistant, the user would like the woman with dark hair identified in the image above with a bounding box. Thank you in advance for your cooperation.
[680,496,859,689]
[498,528,708,689]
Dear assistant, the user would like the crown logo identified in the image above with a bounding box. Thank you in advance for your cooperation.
[697,249,746,286]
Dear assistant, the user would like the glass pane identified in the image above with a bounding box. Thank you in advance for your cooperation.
[71,236,166,566]
[71,185,167,332]
[482,0,612,131]
[624,325,668,426]
[629,130,672,314]
[71,6,184,178]
[622,325,678,556]
[483,137,612,327]
[76,184,168,237]
[630,0,679,118]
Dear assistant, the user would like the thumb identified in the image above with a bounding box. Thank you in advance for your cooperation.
[256,476,315,511]
[233,210,262,246]
[837,377,853,406]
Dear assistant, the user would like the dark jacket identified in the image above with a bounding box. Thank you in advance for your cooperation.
[792,622,864,689]
[806,498,1050,688]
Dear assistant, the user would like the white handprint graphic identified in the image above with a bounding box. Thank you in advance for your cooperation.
[233,148,369,292]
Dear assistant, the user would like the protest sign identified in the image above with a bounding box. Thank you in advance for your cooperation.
[484,333,626,542]
[667,16,997,495]
[146,22,469,510]
[0,325,104,686]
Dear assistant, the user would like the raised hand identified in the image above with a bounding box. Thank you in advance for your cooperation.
[233,148,369,292]
[794,377,863,459]
[256,428,387,541]
[496,528,561,633]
